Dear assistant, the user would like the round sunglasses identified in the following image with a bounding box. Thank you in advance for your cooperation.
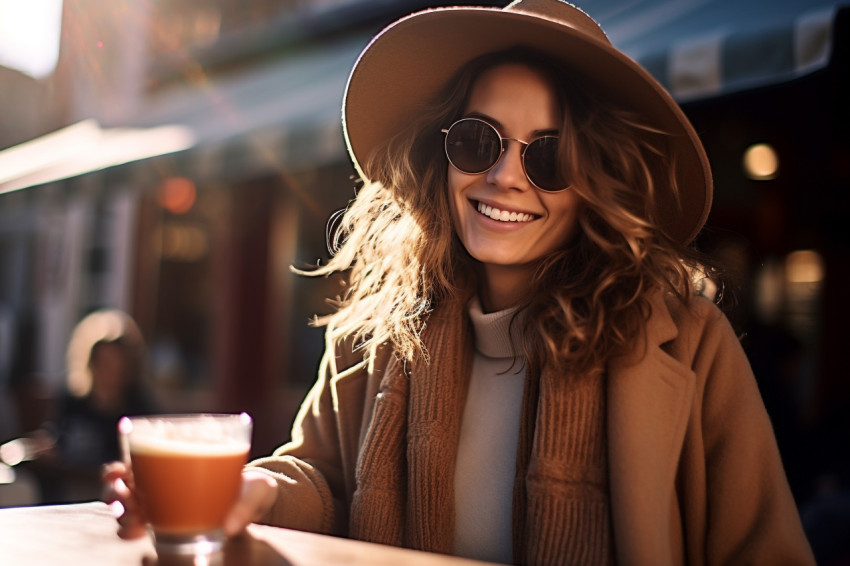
[441,117,569,192]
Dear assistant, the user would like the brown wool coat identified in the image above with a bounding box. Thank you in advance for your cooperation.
[250,293,815,565]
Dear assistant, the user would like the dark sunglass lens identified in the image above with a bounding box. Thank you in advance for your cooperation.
[524,136,565,191]
[446,120,502,174]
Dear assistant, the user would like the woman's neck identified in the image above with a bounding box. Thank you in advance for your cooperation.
[478,263,535,313]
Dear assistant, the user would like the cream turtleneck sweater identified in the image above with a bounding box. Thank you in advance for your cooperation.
[454,297,526,563]
[453,297,614,565]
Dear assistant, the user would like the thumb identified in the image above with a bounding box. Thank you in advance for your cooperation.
[224,469,277,537]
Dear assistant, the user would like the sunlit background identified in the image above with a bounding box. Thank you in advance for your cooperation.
[0,1,848,562]
[0,1,64,79]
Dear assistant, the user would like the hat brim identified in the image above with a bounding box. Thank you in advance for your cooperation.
[342,6,712,244]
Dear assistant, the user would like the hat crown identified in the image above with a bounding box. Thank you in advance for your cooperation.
[505,0,610,45]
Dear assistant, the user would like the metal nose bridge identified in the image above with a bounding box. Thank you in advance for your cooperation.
[501,136,530,147]
[496,136,531,168]
[489,136,533,190]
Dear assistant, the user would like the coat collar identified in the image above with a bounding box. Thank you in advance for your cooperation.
[606,292,696,566]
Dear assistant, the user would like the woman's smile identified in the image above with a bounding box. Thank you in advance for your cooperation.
[473,199,539,223]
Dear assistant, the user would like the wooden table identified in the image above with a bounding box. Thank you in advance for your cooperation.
[0,502,501,566]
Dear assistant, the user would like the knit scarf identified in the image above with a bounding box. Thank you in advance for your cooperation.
[348,297,614,564]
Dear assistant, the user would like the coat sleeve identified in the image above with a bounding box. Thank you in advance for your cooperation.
[246,339,368,536]
[687,301,816,565]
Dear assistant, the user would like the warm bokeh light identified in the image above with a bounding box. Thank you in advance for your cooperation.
[156,177,197,215]
[153,223,209,262]
[743,143,779,180]
[786,249,825,283]
[0,0,63,79]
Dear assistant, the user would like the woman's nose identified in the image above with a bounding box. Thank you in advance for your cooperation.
[485,141,530,191]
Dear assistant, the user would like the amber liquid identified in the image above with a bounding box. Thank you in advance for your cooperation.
[130,448,247,535]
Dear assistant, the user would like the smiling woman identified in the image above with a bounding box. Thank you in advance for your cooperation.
[0,0,63,79]
[103,1,816,564]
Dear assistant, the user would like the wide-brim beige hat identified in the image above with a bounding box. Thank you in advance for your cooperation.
[342,0,712,244]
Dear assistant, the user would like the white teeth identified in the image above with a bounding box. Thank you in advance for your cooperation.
[476,202,534,223]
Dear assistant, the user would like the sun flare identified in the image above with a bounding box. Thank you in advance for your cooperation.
[0,0,63,79]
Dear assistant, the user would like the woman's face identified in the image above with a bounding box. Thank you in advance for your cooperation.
[90,342,130,396]
[448,63,583,281]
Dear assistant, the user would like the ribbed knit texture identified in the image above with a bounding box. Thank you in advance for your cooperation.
[349,296,615,565]
[525,362,615,565]
[348,353,409,545]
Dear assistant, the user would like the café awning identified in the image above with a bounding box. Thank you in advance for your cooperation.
[1,1,846,194]
[587,0,846,101]
[0,33,367,195]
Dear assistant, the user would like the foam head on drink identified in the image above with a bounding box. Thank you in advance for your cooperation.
[124,416,250,535]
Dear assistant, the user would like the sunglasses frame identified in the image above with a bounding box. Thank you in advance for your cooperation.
[441,117,570,192]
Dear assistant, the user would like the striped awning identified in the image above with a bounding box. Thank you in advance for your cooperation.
[586,0,845,101]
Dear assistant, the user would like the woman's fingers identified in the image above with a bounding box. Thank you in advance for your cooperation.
[223,469,277,537]
[101,461,128,494]
[101,461,148,540]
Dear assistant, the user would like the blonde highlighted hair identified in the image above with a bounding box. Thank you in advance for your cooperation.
[303,48,716,375]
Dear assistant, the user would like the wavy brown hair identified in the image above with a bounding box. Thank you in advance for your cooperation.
[303,48,716,375]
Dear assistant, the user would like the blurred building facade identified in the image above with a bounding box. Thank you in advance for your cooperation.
[0,0,510,454]
[0,0,848,509]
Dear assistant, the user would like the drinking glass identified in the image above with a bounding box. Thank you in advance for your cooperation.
[118,413,252,554]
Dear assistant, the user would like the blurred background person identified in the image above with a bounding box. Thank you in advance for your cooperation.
[20,309,156,503]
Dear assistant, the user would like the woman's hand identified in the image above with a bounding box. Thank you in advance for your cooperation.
[101,463,277,539]
[223,469,277,536]
[101,461,148,540]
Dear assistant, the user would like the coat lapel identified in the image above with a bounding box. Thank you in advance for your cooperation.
[607,293,695,566]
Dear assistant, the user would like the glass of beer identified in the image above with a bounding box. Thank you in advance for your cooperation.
[118,413,252,554]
